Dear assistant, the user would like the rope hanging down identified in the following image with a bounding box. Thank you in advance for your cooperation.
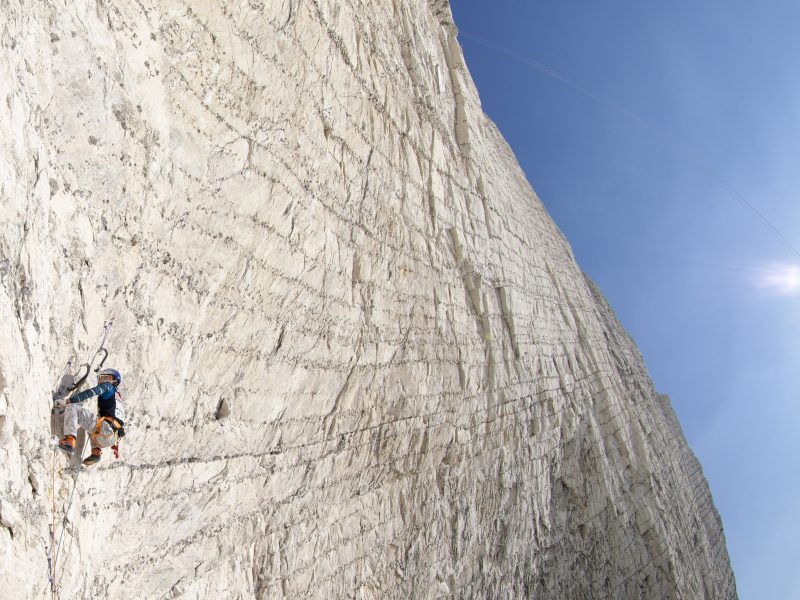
[46,321,114,599]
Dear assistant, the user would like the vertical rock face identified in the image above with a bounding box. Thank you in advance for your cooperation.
[0,1,736,598]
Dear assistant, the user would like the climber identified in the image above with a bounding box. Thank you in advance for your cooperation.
[55,367,126,466]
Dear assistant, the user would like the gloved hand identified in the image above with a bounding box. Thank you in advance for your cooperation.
[54,398,68,409]
[117,427,126,439]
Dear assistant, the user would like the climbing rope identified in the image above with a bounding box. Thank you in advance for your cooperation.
[46,445,85,600]
[53,460,83,586]
[47,442,57,599]
[45,321,114,598]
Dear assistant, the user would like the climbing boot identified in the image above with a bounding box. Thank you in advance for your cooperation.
[58,435,76,455]
[83,448,102,466]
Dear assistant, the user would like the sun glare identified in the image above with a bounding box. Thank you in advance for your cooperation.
[755,264,800,296]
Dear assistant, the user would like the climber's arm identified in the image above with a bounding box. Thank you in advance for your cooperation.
[68,382,115,404]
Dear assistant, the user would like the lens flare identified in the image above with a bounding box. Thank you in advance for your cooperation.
[754,264,800,296]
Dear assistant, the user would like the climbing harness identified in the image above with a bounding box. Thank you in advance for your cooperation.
[89,415,124,448]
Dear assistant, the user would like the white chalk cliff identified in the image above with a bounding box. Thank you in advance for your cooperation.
[0,1,736,598]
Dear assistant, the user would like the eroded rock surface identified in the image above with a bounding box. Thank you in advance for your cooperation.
[0,1,735,598]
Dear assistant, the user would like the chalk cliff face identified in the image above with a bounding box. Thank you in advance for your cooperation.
[0,1,736,598]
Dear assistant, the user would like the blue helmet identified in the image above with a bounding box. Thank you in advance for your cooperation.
[98,368,121,385]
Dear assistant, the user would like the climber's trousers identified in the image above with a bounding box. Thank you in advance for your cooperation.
[62,404,115,448]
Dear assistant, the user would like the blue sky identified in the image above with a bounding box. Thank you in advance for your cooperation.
[450,2,800,598]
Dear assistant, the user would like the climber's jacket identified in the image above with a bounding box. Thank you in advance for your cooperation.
[68,381,124,426]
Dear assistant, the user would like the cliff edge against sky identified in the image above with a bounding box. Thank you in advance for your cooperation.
[0,1,736,598]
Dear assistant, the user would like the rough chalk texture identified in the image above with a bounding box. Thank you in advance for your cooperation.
[0,1,736,598]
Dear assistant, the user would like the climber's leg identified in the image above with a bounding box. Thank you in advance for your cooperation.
[58,404,98,454]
